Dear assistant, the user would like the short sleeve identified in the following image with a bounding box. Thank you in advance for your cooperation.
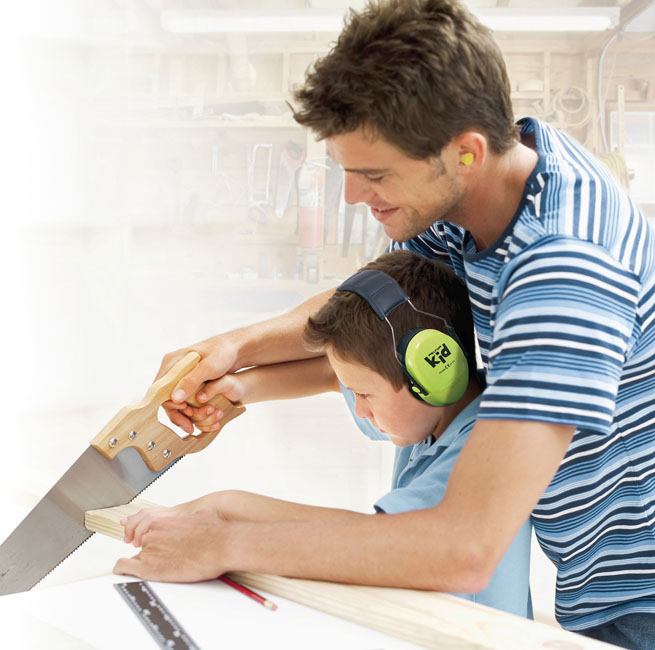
[374,436,466,514]
[479,238,640,433]
[389,221,469,280]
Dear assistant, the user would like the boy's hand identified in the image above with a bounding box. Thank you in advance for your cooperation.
[114,511,229,583]
[187,374,246,433]
[157,334,240,434]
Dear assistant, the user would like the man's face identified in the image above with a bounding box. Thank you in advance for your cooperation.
[327,348,443,447]
[327,129,464,242]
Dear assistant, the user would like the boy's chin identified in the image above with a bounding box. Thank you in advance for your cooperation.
[389,434,422,447]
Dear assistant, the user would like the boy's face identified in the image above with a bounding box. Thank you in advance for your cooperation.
[326,128,465,243]
[327,348,443,447]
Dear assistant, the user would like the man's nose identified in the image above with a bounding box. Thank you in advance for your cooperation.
[344,172,375,205]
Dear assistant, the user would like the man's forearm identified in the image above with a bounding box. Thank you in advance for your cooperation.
[213,490,366,523]
[232,289,334,370]
[221,507,485,593]
[219,419,575,591]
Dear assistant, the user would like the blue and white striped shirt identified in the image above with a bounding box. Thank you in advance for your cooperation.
[394,117,655,631]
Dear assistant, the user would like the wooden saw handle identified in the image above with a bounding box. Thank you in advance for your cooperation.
[90,352,246,471]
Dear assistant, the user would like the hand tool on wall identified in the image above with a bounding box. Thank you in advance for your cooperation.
[323,156,344,243]
[0,352,245,596]
[297,160,327,249]
[274,140,305,219]
[247,143,274,224]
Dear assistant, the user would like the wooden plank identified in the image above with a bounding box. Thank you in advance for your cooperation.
[87,503,619,650]
[85,499,156,541]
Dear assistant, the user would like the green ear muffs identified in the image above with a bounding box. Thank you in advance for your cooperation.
[396,328,469,406]
[337,270,469,407]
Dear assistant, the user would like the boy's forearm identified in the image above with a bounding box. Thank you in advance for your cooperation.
[237,356,339,405]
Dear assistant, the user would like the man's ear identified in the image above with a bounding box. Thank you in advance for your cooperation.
[451,131,487,172]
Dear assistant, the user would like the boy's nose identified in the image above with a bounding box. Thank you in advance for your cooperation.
[354,397,372,420]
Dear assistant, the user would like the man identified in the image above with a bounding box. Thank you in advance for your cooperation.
[115,1,655,648]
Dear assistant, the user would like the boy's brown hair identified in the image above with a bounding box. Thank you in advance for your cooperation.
[293,0,518,159]
[304,250,477,390]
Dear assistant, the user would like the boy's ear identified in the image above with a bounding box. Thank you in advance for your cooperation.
[398,328,469,407]
[396,328,431,401]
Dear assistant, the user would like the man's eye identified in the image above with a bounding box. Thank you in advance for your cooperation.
[366,176,383,183]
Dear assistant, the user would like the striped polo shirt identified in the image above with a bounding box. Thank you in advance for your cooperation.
[393,117,655,631]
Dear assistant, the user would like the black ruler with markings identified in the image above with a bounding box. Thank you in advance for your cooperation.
[114,581,201,650]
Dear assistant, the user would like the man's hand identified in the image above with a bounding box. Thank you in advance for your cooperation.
[113,511,229,582]
[157,290,334,433]
[122,504,195,547]
[157,334,241,434]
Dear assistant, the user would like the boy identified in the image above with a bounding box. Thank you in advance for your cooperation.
[118,251,533,618]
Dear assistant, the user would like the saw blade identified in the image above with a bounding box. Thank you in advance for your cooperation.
[0,446,180,596]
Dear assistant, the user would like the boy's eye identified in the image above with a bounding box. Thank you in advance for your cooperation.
[365,175,384,183]
[355,392,369,399]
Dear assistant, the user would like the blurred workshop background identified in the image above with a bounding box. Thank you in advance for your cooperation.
[2,0,654,624]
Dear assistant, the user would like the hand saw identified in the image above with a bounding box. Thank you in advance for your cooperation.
[0,351,245,596]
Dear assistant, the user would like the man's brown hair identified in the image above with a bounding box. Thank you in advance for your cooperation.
[304,250,477,390]
[293,0,518,159]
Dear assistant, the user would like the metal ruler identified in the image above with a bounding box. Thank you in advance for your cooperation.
[115,581,201,650]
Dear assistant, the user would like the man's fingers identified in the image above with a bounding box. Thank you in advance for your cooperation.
[133,516,160,547]
[154,350,188,383]
[162,399,189,411]
[171,362,221,404]
[113,555,143,577]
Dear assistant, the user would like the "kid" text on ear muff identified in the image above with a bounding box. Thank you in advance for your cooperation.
[337,269,469,406]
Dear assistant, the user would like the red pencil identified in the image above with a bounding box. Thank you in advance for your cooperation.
[218,575,278,611]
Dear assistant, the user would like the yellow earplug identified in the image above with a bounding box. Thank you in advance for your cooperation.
[460,152,474,166]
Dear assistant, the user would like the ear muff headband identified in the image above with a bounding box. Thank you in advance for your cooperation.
[337,269,469,406]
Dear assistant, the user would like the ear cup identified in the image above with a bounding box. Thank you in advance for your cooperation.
[397,328,468,406]
[396,328,431,400]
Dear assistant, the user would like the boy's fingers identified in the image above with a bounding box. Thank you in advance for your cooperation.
[195,422,223,434]
[190,408,223,426]
[191,404,216,419]
[166,409,194,434]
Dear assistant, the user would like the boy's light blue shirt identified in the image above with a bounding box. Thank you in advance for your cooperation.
[340,387,533,619]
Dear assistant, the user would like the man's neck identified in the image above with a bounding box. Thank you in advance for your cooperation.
[455,139,538,252]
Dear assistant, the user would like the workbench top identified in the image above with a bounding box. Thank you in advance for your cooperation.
[1,573,425,650]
